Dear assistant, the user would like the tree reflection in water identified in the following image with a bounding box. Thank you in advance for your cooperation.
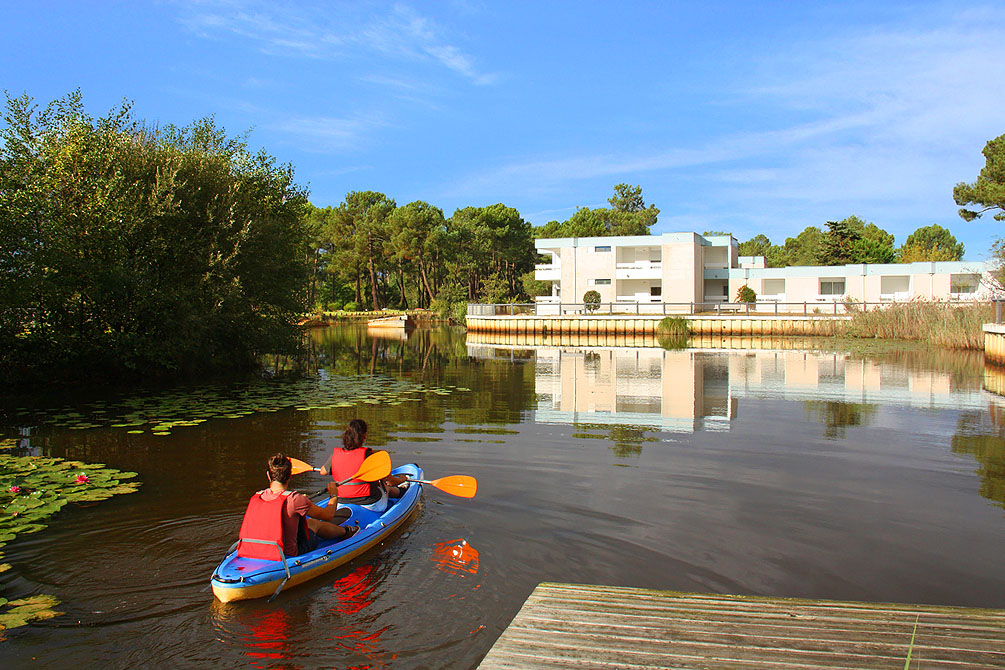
[951,406,1005,508]
[804,401,877,439]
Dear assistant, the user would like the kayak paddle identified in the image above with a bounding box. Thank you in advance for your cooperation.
[408,474,477,498]
[290,457,320,475]
[291,450,392,483]
[337,450,391,485]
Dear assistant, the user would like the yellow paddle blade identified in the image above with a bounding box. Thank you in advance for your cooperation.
[289,457,317,475]
[337,450,392,485]
[428,475,477,498]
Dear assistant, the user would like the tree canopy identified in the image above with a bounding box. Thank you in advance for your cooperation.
[0,91,310,385]
[955,133,1005,222]
[734,218,967,267]
[308,196,536,315]
[898,224,964,262]
[534,184,659,238]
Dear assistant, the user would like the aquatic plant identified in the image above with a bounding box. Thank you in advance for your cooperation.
[5,374,469,436]
[842,300,991,350]
[0,452,140,632]
[656,316,691,349]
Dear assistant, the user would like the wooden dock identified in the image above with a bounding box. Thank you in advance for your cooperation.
[477,583,1005,669]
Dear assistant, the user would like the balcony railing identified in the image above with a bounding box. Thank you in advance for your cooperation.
[534,263,561,281]
[615,262,661,270]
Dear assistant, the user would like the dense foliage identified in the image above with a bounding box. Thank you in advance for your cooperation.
[736,217,963,268]
[0,92,310,386]
[898,224,965,262]
[306,196,536,317]
[534,184,659,238]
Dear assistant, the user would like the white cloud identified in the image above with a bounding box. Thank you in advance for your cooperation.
[269,113,387,152]
[446,6,1005,255]
[177,1,497,85]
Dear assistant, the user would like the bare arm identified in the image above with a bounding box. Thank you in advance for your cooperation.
[307,500,339,522]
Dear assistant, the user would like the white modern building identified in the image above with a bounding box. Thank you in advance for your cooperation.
[534,233,997,312]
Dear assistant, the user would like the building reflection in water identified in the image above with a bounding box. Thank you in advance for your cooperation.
[467,342,990,434]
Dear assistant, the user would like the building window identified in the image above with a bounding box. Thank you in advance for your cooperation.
[650,286,662,297]
[763,278,785,295]
[594,245,611,252]
[880,275,910,296]
[820,279,845,295]
[951,274,979,294]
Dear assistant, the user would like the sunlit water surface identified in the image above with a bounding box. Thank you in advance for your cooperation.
[2,325,1005,668]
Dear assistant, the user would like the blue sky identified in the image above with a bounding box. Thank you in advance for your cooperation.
[3,1,1005,259]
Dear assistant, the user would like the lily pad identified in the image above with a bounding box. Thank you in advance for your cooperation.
[0,595,62,631]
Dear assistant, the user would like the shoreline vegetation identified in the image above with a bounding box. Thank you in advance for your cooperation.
[3,91,1001,389]
[842,300,992,350]
[1,92,309,389]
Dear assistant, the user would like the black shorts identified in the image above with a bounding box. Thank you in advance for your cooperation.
[297,528,319,555]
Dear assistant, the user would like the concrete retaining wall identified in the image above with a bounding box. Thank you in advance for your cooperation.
[465,315,845,338]
[983,323,1005,366]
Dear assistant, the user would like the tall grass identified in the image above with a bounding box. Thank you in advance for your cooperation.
[657,316,692,349]
[842,300,992,350]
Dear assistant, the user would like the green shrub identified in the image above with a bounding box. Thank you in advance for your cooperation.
[343,301,360,312]
[326,301,343,312]
[584,290,601,312]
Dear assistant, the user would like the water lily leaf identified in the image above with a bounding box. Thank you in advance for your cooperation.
[6,595,59,612]
[0,613,30,629]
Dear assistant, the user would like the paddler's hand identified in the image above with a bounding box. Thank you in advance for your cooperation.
[326,481,339,500]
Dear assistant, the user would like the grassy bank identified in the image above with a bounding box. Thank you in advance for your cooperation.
[842,301,992,350]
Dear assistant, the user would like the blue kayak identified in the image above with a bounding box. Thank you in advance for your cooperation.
[211,463,422,602]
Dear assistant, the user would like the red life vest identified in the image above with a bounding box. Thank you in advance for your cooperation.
[237,490,303,561]
[330,448,370,498]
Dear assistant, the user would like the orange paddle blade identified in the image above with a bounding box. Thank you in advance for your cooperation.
[428,475,477,498]
[289,457,317,475]
[337,450,392,485]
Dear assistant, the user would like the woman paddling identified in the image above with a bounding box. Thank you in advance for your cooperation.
[320,419,406,512]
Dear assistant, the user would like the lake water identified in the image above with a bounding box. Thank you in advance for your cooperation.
[2,325,1005,668]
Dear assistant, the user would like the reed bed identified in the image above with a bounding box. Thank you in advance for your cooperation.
[842,300,992,350]
[656,316,691,349]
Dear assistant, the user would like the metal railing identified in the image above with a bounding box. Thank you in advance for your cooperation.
[469,299,996,318]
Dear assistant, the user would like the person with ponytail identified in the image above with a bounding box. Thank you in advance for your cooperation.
[319,419,405,513]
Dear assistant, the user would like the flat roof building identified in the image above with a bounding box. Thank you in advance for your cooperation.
[534,233,996,312]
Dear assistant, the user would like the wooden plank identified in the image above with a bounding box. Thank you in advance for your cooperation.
[478,583,1005,670]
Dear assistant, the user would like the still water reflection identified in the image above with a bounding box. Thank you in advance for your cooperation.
[1,325,1004,668]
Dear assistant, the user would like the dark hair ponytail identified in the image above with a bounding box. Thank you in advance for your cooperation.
[342,418,368,451]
